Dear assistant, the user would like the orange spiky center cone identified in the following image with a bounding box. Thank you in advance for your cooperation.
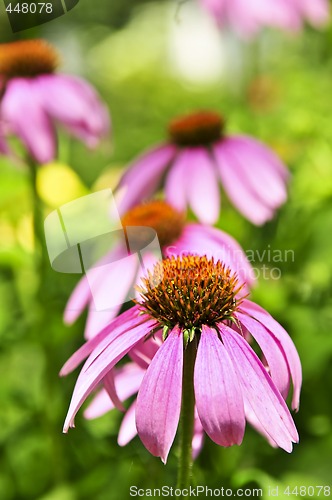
[168,111,224,147]
[0,39,58,79]
[137,255,243,331]
[121,200,185,248]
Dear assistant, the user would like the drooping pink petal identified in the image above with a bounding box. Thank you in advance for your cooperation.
[35,75,110,147]
[116,144,176,214]
[240,299,302,411]
[63,315,157,431]
[136,326,183,463]
[232,135,289,181]
[118,401,137,446]
[200,0,308,36]
[120,402,206,457]
[194,325,245,446]
[103,370,125,412]
[84,363,145,419]
[64,247,123,326]
[83,388,115,420]
[84,251,139,339]
[128,333,162,369]
[63,274,92,325]
[213,141,274,225]
[220,324,298,452]
[245,0,302,31]
[236,312,290,399]
[186,148,220,224]
[222,136,288,209]
[192,413,205,459]
[244,402,278,448]
[165,149,191,213]
[1,78,56,163]
[60,306,144,376]
[64,244,135,340]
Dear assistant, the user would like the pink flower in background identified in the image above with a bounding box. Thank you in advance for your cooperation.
[62,255,301,463]
[199,0,329,38]
[0,40,110,164]
[64,201,255,340]
[116,111,289,226]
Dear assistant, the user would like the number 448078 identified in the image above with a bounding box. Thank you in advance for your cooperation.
[284,485,331,496]
[5,3,53,14]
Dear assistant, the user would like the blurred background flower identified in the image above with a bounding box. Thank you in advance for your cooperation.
[200,0,329,38]
[0,39,110,165]
[116,111,289,225]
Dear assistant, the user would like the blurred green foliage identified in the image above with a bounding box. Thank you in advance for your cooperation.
[1,1,332,499]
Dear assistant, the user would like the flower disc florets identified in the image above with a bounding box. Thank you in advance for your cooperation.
[121,201,185,247]
[138,255,243,331]
[0,40,58,79]
[168,111,224,147]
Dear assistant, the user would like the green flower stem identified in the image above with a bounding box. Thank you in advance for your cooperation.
[28,158,48,288]
[27,157,65,485]
[177,337,197,490]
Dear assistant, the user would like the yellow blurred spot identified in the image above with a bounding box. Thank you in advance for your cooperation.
[37,163,88,208]
[0,220,16,249]
[16,214,34,252]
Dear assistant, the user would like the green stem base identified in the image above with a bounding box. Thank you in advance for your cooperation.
[176,337,197,490]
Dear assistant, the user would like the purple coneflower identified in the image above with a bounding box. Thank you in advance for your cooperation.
[62,255,301,463]
[116,111,289,226]
[199,0,329,38]
[83,340,206,459]
[64,200,255,339]
[0,39,109,164]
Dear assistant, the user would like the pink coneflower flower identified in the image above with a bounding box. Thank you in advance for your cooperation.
[62,255,301,463]
[83,342,205,459]
[116,111,289,226]
[64,200,255,339]
[199,0,329,38]
[0,39,109,164]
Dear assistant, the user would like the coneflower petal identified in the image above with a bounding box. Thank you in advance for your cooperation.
[84,250,139,339]
[214,140,274,225]
[194,325,245,446]
[186,148,220,225]
[136,326,183,464]
[118,401,137,446]
[1,79,56,164]
[63,317,157,432]
[221,136,287,209]
[165,149,191,213]
[236,311,291,399]
[220,324,298,452]
[117,144,176,214]
[60,306,142,376]
[84,363,145,419]
[240,299,302,411]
